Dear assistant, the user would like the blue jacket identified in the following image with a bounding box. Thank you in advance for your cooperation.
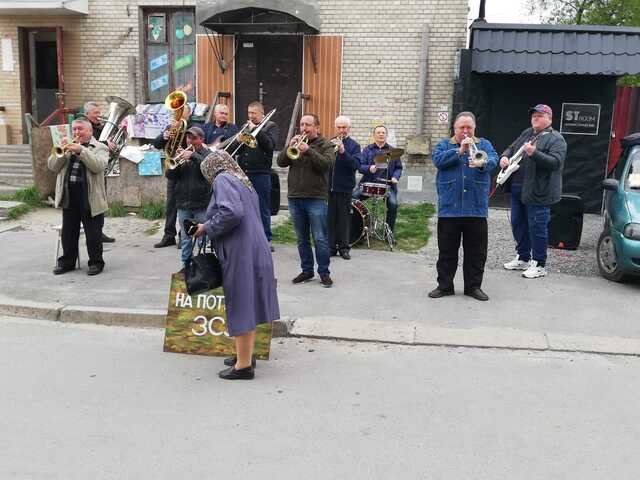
[358,143,403,190]
[432,137,498,218]
[330,136,362,193]
[202,122,239,145]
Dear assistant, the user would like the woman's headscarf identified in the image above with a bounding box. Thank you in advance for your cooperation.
[200,149,255,192]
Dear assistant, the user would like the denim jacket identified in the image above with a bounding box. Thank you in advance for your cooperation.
[432,137,498,218]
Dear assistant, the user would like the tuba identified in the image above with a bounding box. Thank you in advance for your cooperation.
[164,90,188,160]
[99,96,135,174]
[286,133,309,160]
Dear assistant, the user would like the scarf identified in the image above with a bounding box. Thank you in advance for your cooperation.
[200,149,255,192]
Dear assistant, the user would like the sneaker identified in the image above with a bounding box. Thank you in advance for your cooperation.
[292,271,314,284]
[503,255,530,270]
[320,274,333,288]
[522,260,547,279]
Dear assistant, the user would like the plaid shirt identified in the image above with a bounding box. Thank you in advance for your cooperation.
[67,143,92,184]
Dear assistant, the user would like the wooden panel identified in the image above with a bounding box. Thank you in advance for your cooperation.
[303,36,342,137]
[196,34,235,121]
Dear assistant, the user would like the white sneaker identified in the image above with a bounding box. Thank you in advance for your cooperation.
[503,255,530,270]
[522,260,547,278]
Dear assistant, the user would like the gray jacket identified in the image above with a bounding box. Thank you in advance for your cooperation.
[502,127,567,206]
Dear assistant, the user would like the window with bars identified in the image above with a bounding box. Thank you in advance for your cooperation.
[143,8,196,103]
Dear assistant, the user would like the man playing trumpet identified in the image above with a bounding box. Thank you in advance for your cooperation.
[328,115,361,259]
[165,126,213,267]
[277,114,335,287]
[48,118,109,276]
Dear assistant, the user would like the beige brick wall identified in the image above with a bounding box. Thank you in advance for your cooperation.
[1,0,466,148]
[318,0,468,150]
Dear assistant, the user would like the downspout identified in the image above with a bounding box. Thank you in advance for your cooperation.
[416,24,430,135]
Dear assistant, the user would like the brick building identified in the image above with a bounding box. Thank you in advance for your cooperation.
[0,0,467,154]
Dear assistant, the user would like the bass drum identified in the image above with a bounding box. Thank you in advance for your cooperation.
[349,200,369,246]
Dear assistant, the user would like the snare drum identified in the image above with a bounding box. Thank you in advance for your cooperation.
[349,199,370,246]
[361,182,389,198]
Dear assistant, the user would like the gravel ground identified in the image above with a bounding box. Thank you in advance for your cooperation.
[422,208,604,278]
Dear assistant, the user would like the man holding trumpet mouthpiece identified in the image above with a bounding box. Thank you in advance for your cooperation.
[277,114,335,287]
[165,126,213,267]
[48,118,109,276]
[429,111,498,301]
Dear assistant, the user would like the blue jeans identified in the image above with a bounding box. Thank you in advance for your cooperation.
[510,185,550,266]
[288,198,330,275]
[177,208,207,265]
[248,173,272,241]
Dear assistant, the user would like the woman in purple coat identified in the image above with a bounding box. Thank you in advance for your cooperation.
[194,150,280,380]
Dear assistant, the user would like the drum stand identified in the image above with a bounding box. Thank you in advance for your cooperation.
[365,195,395,251]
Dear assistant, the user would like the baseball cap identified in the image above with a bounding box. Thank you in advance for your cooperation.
[186,126,205,138]
[529,104,553,116]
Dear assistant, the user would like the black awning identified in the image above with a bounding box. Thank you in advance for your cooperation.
[198,1,320,34]
[470,22,640,75]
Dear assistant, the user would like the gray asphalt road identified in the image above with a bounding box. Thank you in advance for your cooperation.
[1,317,638,479]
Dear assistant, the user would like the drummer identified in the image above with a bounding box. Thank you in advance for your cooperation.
[354,124,403,232]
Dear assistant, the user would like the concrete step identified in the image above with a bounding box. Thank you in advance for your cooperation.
[0,145,31,155]
[0,173,33,187]
[0,200,24,217]
[0,154,32,163]
[0,184,23,197]
[0,163,33,174]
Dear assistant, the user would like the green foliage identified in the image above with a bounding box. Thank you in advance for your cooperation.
[527,0,640,26]
[106,201,128,217]
[7,204,31,220]
[12,186,42,206]
[138,201,165,220]
[272,202,436,253]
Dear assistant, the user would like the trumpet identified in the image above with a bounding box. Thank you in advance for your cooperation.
[466,137,488,167]
[53,136,80,158]
[286,133,309,160]
[164,145,194,170]
[330,134,344,153]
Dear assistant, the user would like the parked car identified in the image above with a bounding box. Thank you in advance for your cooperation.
[597,133,640,282]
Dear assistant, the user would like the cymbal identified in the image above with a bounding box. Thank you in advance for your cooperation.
[373,148,404,163]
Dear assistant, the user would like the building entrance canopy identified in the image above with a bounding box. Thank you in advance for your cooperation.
[198,0,320,34]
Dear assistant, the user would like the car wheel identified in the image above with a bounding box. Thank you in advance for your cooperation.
[597,230,629,282]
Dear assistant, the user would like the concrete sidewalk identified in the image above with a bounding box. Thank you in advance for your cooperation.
[1,213,640,356]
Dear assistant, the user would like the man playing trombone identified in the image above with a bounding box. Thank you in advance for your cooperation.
[277,114,335,287]
[429,111,498,301]
[233,101,279,249]
[165,126,213,267]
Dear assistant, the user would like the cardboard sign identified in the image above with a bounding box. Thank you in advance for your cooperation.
[163,272,272,359]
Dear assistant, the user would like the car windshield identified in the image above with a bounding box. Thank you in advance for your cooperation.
[626,147,640,190]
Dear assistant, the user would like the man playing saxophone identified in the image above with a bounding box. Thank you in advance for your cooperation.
[152,103,192,248]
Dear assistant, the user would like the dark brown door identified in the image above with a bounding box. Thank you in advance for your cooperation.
[235,35,303,149]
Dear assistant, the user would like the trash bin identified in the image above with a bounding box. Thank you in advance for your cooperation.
[548,194,584,250]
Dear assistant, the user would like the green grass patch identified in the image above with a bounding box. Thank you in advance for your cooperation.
[7,204,31,220]
[138,201,165,220]
[271,202,435,253]
[1,186,45,220]
[106,201,128,217]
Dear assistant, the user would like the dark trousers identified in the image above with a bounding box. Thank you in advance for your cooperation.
[328,192,351,253]
[163,178,177,239]
[510,185,550,266]
[436,217,487,292]
[59,187,104,268]
[247,173,272,241]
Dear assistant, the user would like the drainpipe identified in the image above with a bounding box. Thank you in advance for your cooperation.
[416,24,430,135]
[127,56,137,104]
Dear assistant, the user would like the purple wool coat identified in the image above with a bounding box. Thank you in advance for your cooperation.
[203,172,280,336]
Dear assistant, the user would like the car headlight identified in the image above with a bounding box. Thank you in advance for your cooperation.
[623,223,640,240]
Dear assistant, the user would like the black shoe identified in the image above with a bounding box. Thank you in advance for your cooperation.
[465,288,489,301]
[223,355,257,367]
[101,233,115,243]
[218,366,255,380]
[154,237,176,248]
[428,287,454,298]
[87,264,104,276]
[320,274,333,288]
[339,250,351,260]
[269,243,275,253]
[292,271,314,284]
[53,265,75,275]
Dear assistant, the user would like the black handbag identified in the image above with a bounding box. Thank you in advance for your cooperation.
[184,235,223,295]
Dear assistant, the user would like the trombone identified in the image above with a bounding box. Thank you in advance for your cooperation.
[286,133,309,160]
[164,145,194,171]
[53,136,80,158]
[213,108,277,157]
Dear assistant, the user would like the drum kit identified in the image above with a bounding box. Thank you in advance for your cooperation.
[348,148,404,251]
